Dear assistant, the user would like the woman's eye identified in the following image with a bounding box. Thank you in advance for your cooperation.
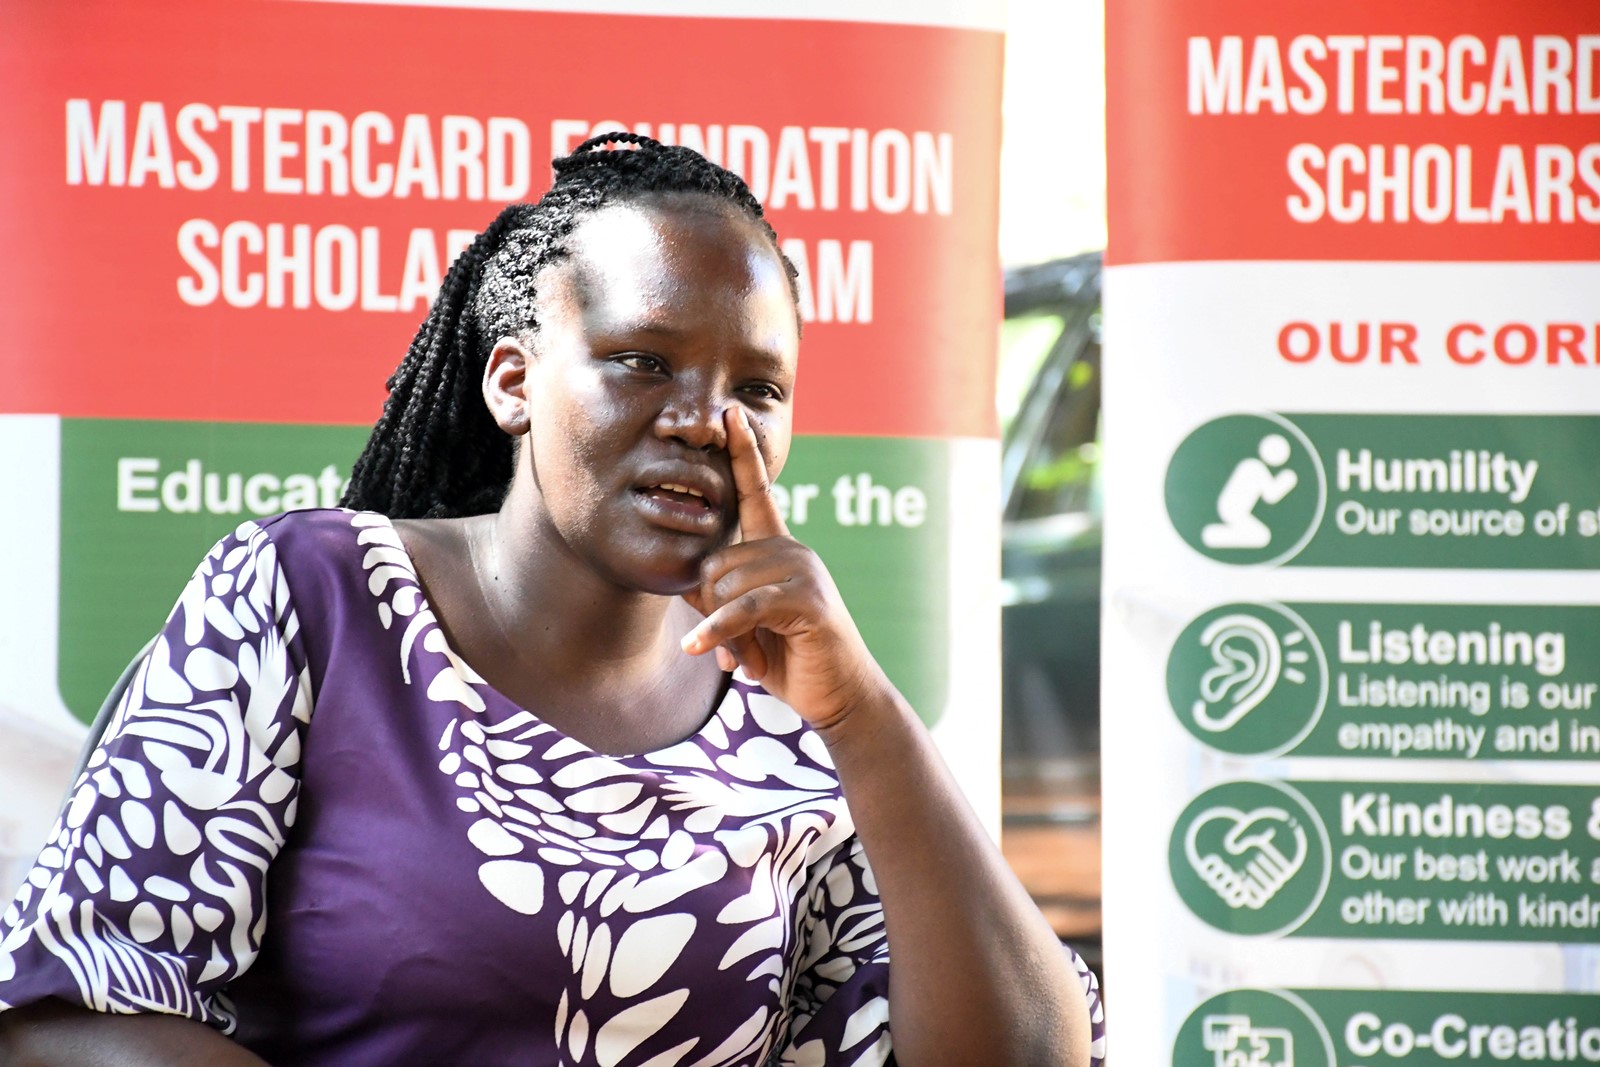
[741,383,784,402]
[617,354,666,374]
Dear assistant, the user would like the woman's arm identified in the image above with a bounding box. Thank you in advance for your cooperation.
[0,1002,270,1067]
[813,682,1090,1067]
[684,408,1092,1067]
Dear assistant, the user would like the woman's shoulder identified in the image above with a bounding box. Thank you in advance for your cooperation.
[243,507,392,567]
[219,508,399,623]
[382,514,480,586]
[252,505,383,538]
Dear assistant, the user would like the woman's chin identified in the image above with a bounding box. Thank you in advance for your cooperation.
[603,551,713,600]
[638,573,701,599]
[622,532,736,600]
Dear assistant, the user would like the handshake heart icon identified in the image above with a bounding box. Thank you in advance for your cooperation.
[1184,805,1308,911]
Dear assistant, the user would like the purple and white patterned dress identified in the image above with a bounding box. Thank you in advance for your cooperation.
[0,509,1104,1066]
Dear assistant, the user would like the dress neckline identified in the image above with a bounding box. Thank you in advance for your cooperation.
[364,511,738,761]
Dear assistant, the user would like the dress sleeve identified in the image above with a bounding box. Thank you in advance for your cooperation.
[0,519,312,1033]
[773,833,893,1067]
[1067,943,1107,1067]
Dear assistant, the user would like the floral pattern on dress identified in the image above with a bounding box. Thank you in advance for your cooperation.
[0,520,311,1031]
[0,510,1104,1067]
[353,513,891,1067]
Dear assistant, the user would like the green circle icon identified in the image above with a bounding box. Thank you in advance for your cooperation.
[1169,780,1329,937]
[1166,414,1326,565]
[1167,603,1327,757]
[1175,988,1334,1067]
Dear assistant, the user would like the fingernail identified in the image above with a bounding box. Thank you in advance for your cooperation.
[680,633,701,654]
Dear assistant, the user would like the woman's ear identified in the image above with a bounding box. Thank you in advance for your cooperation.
[484,337,533,436]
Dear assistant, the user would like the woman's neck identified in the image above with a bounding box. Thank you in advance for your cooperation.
[394,509,722,753]
[392,475,727,753]
[476,501,684,684]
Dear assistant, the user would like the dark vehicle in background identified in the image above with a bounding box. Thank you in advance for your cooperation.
[996,254,1103,960]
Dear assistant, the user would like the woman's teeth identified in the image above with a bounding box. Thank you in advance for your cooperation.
[656,483,704,499]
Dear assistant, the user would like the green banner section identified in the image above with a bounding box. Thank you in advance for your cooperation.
[1178,988,1600,1067]
[1167,602,1600,760]
[57,419,366,722]
[1166,414,1600,569]
[769,434,952,726]
[57,419,952,725]
[1170,779,1600,942]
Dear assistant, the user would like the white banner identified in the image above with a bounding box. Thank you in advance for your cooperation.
[1103,0,1600,1062]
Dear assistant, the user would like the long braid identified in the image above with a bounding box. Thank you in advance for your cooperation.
[344,214,515,518]
[342,133,799,519]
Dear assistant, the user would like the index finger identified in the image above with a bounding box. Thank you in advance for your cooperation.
[725,406,788,541]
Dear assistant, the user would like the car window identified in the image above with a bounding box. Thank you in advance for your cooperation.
[1011,339,1102,522]
[998,311,1068,436]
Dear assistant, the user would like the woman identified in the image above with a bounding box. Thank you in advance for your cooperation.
[0,135,1103,1066]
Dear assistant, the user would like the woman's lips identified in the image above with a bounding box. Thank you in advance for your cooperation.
[633,484,722,534]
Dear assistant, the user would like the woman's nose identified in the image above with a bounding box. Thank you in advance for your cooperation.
[655,391,729,451]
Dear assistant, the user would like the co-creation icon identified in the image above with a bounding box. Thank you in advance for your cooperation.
[1202,1013,1294,1067]
[1177,990,1335,1067]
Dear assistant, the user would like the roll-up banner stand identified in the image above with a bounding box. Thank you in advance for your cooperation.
[0,1,1004,897]
[1105,0,1600,1061]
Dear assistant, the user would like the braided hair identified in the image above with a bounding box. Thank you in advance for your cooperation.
[341,132,799,519]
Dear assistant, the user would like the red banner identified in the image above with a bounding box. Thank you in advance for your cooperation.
[1,1,1002,438]
[1108,0,1600,264]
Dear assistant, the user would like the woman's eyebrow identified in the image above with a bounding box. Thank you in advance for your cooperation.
[604,320,687,340]
[593,320,794,366]
[739,350,795,377]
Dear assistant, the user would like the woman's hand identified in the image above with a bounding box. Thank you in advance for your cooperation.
[684,409,1093,1067]
[679,406,889,731]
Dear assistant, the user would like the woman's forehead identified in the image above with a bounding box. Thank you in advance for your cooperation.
[544,200,797,344]
[570,201,776,285]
